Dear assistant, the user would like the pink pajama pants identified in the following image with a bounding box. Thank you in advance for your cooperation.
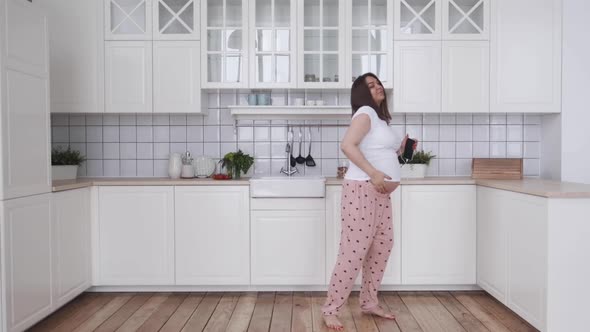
[322,179,394,316]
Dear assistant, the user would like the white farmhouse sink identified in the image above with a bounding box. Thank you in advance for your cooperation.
[249,176,326,198]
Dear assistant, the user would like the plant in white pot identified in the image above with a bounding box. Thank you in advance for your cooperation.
[51,147,86,180]
[400,150,436,179]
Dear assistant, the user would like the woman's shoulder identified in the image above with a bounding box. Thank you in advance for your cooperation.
[352,105,378,120]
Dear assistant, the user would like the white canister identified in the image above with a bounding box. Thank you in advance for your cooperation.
[181,164,194,178]
[168,153,182,179]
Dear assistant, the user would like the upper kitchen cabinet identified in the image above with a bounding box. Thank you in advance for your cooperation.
[297,0,346,88]
[154,0,200,40]
[348,0,394,88]
[249,0,297,88]
[490,0,561,113]
[38,0,104,114]
[201,0,249,88]
[394,0,441,40]
[105,0,153,40]
[394,0,489,40]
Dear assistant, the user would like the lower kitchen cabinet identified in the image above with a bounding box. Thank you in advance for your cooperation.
[401,185,476,285]
[325,185,402,286]
[1,194,52,332]
[477,186,547,330]
[51,188,91,307]
[97,186,174,285]
[175,186,250,285]
[251,199,325,285]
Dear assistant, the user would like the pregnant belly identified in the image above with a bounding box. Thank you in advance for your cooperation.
[383,181,400,195]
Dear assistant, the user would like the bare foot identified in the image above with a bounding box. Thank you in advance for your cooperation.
[362,305,395,320]
[323,315,344,330]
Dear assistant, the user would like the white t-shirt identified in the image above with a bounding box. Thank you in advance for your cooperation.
[344,106,401,182]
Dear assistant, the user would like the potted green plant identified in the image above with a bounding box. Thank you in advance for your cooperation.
[401,150,436,179]
[51,147,86,180]
[221,150,254,180]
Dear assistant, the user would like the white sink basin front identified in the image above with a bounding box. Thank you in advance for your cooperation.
[249,176,326,198]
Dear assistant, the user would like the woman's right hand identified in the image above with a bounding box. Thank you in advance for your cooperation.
[370,170,392,194]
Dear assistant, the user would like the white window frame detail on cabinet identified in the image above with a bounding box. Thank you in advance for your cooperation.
[442,0,489,40]
[249,0,297,88]
[393,41,442,113]
[297,0,347,89]
[442,41,489,113]
[105,41,153,113]
[105,0,153,40]
[394,0,442,40]
[490,0,561,113]
[153,0,200,40]
[347,0,394,89]
[153,41,204,113]
[201,0,250,88]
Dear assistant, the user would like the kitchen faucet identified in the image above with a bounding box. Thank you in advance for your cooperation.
[280,128,299,176]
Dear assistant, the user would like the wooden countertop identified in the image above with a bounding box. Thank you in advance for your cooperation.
[52,176,590,198]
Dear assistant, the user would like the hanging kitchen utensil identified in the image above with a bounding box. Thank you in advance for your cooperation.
[289,127,297,167]
[305,127,316,167]
[296,127,306,164]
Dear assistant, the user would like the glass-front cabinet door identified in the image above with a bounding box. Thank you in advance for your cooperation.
[442,0,488,40]
[154,0,200,40]
[201,0,249,88]
[250,0,297,88]
[106,0,152,40]
[349,0,394,88]
[394,0,441,40]
[297,0,346,88]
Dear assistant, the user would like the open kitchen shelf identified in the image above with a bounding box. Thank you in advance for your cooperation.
[228,105,352,121]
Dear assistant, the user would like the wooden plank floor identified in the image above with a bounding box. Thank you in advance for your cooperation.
[29,291,538,332]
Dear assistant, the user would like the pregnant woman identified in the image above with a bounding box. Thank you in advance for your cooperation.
[322,73,416,330]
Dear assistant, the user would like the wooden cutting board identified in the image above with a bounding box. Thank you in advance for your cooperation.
[471,158,523,179]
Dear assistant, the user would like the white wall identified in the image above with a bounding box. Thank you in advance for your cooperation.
[561,0,590,184]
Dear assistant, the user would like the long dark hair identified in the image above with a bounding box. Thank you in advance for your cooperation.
[350,73,391,124]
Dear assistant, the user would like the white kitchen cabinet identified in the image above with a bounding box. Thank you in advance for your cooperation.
[325,185,402,286]
[38,0,104,113]
[153,41,203,113]
[1,194,52,332]
[105,0,152,40]
[153,0,200,40]
[97,186,174,285]
[105,41,153,113]
[395,0,489,40]
[477,186,547,330]
[297,0,346,88]
[393,41,441,113]
[476,186,508,302]
[348,0,394,88]
[51,188,91,308]
[442,41,489,113]
[490,0,561,113]
[401,185,476,284]
[201,0,249,88]
[249,0,297,88]
[175,186,250,285]
[0,0,51,200]
[251,199,325,285]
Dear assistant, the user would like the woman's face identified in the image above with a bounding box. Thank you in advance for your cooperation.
[365,76,385,106]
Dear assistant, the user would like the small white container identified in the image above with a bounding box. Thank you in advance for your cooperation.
[401,164,428,178]
[168,153,182,179]
[181,164,194,178]
[52,165,78,180]
[306,100,316,106]
[315,100,325,106]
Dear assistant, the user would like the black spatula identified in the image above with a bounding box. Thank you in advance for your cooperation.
[296,127,306,164]
[305,127,316,167]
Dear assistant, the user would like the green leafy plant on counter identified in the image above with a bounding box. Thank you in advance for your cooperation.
[51,147,86,166]
[222,150,254,179]
[407,150,436,166]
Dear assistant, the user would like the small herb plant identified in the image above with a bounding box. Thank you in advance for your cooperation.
[51,147,86,166]
[222,150,254,179]
[407,150,436,165]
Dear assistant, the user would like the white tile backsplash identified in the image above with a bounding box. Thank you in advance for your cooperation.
[52,92,543,178]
